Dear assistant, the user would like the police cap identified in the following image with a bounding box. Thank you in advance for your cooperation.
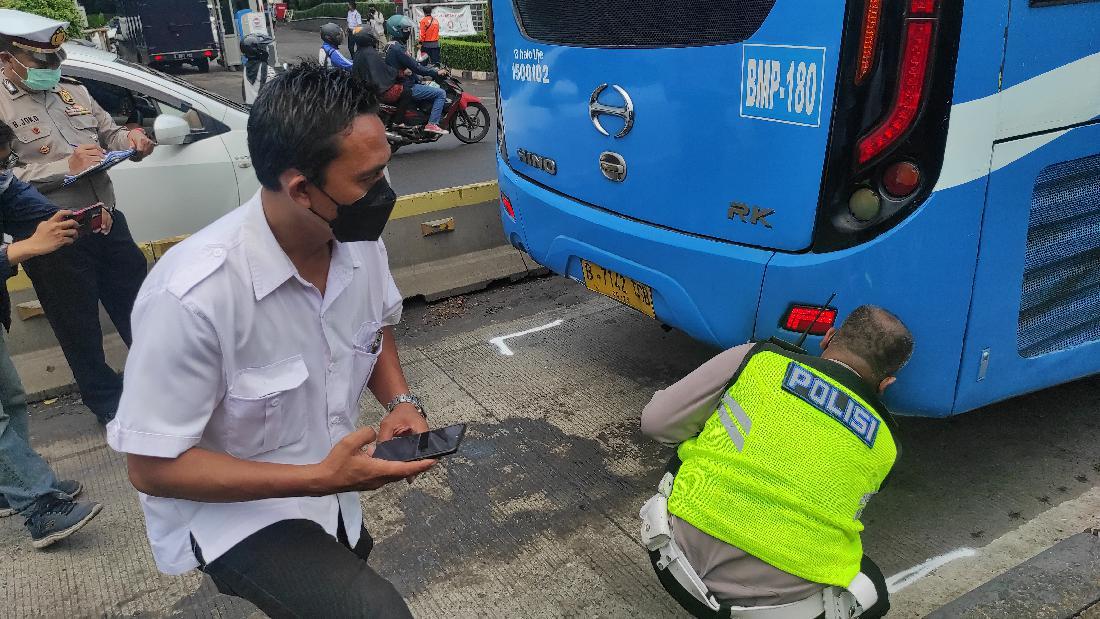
[0,9,69,65]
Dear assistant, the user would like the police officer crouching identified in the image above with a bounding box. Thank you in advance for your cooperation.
[0,10,152,425]
[640,305,913,619]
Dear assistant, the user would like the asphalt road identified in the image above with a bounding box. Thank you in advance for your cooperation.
[176,26,499,197]
[9,273,1100,617]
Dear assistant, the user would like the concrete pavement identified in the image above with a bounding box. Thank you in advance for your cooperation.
[5,274,1100,616]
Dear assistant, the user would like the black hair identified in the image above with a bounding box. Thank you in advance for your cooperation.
[830,305,914,384]
[247,62,379,190]
[0,121,13,149]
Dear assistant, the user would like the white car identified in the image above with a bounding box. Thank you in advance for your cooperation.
[61,43,258,244]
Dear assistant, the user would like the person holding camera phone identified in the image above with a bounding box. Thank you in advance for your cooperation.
[0,121,106,549]
[108,64,435,617]
[0,11,153,426]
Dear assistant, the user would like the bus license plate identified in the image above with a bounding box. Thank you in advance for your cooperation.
[581,261,655,318]
[172,53,190,60]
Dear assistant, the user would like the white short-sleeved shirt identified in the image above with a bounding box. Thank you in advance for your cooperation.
[348,9,363,28]
[107,191,403,575]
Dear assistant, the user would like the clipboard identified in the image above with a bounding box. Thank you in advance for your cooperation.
[61,149,136,187]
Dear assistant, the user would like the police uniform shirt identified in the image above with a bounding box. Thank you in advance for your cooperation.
[0,76,134,210]
[106,191,404,575]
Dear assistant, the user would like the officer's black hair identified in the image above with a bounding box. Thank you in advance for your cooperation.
[830,305,914,384]
[247,61,379,191]
[0,121,13,149]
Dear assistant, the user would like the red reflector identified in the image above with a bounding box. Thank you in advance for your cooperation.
[784,306,838,336]
[203,50,214,57]
[856,20,934,165]
[883,161,922,197]
[153,55,165,62]
[856,0,883,84]
[909,0,937,16]
[501,192,515,220]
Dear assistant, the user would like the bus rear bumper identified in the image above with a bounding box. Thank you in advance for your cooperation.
[498,161,772,348]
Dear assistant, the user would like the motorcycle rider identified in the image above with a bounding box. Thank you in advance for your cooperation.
[241,32,276,105]
[349,27,415,129]
[384,15,448,135]
[318,22,353,70]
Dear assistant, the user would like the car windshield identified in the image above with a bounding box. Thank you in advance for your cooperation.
[112,56,248,113]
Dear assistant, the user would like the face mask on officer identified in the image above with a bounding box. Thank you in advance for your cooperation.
[308,176,397,243]
[2,53,62,92]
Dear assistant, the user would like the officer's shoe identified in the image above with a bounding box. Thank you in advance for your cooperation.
[24,493,103,549]
[0,479,82,517]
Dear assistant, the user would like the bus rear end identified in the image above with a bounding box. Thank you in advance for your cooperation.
[493,1,979,415]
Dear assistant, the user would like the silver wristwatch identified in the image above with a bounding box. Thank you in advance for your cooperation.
[385,393,426,418]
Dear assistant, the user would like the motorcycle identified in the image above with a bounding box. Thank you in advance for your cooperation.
[379,74,492,153]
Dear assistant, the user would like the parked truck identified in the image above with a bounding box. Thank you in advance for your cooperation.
[115,0,218,72]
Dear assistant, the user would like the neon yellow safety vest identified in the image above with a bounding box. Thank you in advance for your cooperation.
[667,344,898,587]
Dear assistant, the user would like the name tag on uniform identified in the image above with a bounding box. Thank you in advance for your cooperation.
[782,361,880,447]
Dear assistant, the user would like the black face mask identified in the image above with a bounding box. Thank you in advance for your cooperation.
[310,177,397,242]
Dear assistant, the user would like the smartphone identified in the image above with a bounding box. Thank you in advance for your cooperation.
[372,423,466,462]
[70,203,104,234]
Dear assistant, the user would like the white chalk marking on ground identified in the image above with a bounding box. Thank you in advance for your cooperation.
[489,319,564,356]
[886,547,979,593]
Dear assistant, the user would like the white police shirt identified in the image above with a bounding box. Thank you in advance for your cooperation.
[107,191,403,575]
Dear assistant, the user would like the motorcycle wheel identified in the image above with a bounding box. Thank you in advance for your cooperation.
[452,102,491,144]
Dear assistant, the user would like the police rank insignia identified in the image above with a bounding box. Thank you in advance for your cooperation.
[59,89,76,106]
[50,27,67,48]
[782,361,880,447]
[39,145,51,155]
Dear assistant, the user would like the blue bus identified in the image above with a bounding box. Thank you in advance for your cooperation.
[490,1,1100,416]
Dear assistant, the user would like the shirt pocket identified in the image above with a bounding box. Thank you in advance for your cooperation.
[13,124,52,146]
[350,321,384,410]
[224,355,310,459]
[68,113,99,139]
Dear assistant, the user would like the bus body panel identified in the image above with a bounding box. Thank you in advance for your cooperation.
[499,161,771,349]
[955,116,1100,413]
[495,0,845,252]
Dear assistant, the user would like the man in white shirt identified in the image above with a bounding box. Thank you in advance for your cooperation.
[107,63,434,617]
[346,1,364,56]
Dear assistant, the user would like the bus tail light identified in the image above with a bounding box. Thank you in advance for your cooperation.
[501,192,515,220]
[783,305,838,335]
[883,161,921,197]
[153,55,165,62]
[855,0,883,84]
[856,19,935,164]
[203,50,214,58]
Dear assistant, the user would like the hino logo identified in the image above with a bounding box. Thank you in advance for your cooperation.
[728,202,774,229]
[589,84,635,138]
[517,149,557,175]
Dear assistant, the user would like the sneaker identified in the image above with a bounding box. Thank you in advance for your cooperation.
[424,123,449,135]
[24,494,102,549]
[0,479,82,518]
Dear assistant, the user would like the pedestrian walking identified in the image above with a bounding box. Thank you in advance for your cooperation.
[109,64,435,616]
[0,121,103,549]
[639,305,913,618]
[0,10,153,426]
[418,6,441,66]
[346,2,363,56]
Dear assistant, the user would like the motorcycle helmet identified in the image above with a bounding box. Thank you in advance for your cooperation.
[386,14,414,43]
[349,26,378,50]
[320,22,344,47]
[240,33,274,61]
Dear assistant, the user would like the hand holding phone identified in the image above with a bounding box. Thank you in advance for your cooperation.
[69,203,104,236]
[319,427,437,493]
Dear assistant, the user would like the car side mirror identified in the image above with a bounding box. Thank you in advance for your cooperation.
[153,114,192,145]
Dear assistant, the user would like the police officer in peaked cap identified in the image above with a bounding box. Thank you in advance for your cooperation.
[0,10,152,424]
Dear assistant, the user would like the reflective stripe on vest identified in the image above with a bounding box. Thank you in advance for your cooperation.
[667,349,897,587]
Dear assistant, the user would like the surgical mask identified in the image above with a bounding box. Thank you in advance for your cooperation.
[0,171,12,194]
[10,56,62,91]
[310,177,397,242]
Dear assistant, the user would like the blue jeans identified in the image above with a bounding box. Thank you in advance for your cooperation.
[0,332,60,513]
[410,83,446,125]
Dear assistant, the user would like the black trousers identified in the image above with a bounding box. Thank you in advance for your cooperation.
[423,45,441,66]
[21,209,147,423]
[649,550,890,619]
[194,518,413,619]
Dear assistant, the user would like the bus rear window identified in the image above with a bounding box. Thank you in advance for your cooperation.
[511,0,777,48]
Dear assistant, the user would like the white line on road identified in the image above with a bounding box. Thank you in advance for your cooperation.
[489,319,564,356]
[886,547,978,593]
